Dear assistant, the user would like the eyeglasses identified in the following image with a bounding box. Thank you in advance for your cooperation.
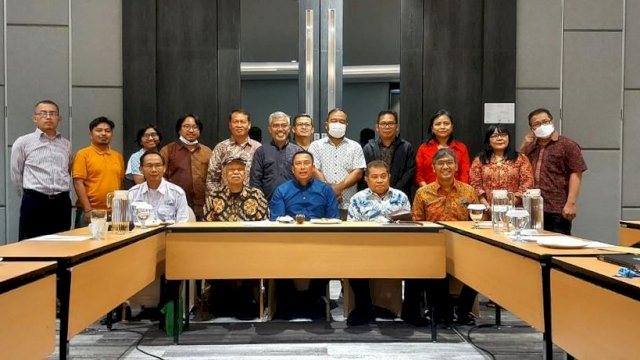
[271,123,289,129]
[36,111,59,118]
[378,122,397,128]
[490,133,508,139]
[434,160,456,168]
[142,133,159,139]
[296,123,312,128]
[530,119,552,129]
[181,125,199,131]
[142,164,164,170]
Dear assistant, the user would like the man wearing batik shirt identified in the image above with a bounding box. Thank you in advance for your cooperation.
[519,108,587,235]
[202,156,268,319]
[308,108,366,219]
[346,160,410,326]
[206,109,262,194]
[407,148,479,327]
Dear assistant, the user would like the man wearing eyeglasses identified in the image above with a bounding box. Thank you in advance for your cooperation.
[360,110,416,199]
[250,111,302,200]
[11,100,73,240]
[291,113,314,151]
[519,108,587,235]
[127,151,189,223]
[72,116,125,227]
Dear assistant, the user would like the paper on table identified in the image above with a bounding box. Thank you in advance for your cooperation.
[584,241,615,248]
[27,234,92,242]
[240,220,273,226]
[520,235,574,243]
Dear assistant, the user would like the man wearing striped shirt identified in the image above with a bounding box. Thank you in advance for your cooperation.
[11,100,73,240]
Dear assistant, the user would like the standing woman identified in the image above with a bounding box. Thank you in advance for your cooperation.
[160,114,212,219]
[469,125,534,210]
[126,125,163,185]
[415,109,470,187]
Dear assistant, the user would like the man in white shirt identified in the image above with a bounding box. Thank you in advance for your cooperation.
[308,108,366,219]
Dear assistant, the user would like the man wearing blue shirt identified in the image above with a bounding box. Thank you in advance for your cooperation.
[346,160,411,326]
[270,151,339,320]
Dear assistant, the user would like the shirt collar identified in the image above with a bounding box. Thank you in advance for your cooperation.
[222,184,250,199]
[365,188,392,200]
[35,127,61,139]
[141,178,168,195]
[294,178,315,189]
[176,141,201,151]
[229,136,252,147]
[90,143,112,155]
[270,140,290,149]
[432,180,461,192]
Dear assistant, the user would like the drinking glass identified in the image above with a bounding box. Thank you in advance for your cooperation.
[90,209,107,224]
[89,209,107,240]
[507,208,530,242]
[467,204,486,228]
[136,206,152,229]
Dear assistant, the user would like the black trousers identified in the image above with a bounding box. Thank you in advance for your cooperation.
[19,189,72,240]
[543,212,572,236]
[402,279,451,323]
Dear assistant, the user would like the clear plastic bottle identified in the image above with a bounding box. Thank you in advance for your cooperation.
[523,189,544,230]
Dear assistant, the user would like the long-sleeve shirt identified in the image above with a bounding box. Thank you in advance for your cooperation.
[269,179,340,220]
[469,153,534,204]
[206,137,262,194]
[10,128,72,195]
[412,180,478,221]
[415,139,470,185]
[250,141,302,200]
[127,178,190,223]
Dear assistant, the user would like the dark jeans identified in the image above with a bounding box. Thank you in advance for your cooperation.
[19,189,72,240]
[544,212,572,235]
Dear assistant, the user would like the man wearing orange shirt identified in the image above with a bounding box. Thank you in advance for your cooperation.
[72,117,124,227]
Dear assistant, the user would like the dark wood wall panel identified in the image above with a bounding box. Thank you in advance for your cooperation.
[216,0,241,143]
[156,0,218,147]
[122,0,157,158]
[482,0,517,139]
[423,0,484,155]
[400,0,424,149]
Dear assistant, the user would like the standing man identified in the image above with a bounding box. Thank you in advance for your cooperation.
[347,160,411,326]
[250,111,302,200]
[127,151,190,223]
[361,110,416,198]
[519,108,587,235]
[160,114,212,219]
[207,109,262,194]
[270,151,340,320]
[72,117,124,228]
[11,100,73,240]
[203,156,268,320]
[308,108,366,219]
[291,113,314,150]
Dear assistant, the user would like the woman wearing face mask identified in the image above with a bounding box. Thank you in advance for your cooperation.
[415,109,471,187]
[469,125,534,212]
[159,114,212,219]
[126,125,163,185]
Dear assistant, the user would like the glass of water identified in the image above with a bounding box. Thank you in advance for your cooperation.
[507,208,530,242]
[135,205,152,229]
[467,204,486,228]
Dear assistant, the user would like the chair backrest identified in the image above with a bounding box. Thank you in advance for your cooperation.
[187,206,196,222]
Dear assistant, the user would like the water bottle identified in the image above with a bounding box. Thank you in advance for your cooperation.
[523,189,544,230]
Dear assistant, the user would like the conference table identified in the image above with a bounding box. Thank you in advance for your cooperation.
[550,253,640,360]
[165,221,446,343]
[619,220,640,246]
[0,227,166,360]
[439,221,622,360]
[0,261,57,360]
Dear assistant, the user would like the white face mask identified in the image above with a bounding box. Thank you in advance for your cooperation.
[327,123,347,138]
[534,124,554,139]
[179,135,199,145]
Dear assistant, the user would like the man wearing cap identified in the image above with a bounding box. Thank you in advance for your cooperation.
[202,156,268,320]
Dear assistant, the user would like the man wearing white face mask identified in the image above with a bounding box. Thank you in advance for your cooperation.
[519,108,587,235]
[308,108,366,218]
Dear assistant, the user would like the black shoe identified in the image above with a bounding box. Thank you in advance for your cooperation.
[401,314,430,327]
[347,308,374,327]
[308,297,329,321]
[455,312,476,325]
[373,306,398,320]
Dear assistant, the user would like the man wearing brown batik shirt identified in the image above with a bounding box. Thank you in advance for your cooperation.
[519,108,587,235]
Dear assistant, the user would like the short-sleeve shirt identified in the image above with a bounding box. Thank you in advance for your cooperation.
[203,185,269,222]
[72,144,125,210]
[521,132,587,213]
[127,178,190,223]
[125,148,145,180]
[412,180,478,222]
[308,137,366,209]
[347,187,410,222]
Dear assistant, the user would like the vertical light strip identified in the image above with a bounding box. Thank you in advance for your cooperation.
[559,0,564,133]
[620,0,626,220]
[3,0,8,243]
[305,9,314,116]
[327,8,336,111]
[68,0,73,145]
